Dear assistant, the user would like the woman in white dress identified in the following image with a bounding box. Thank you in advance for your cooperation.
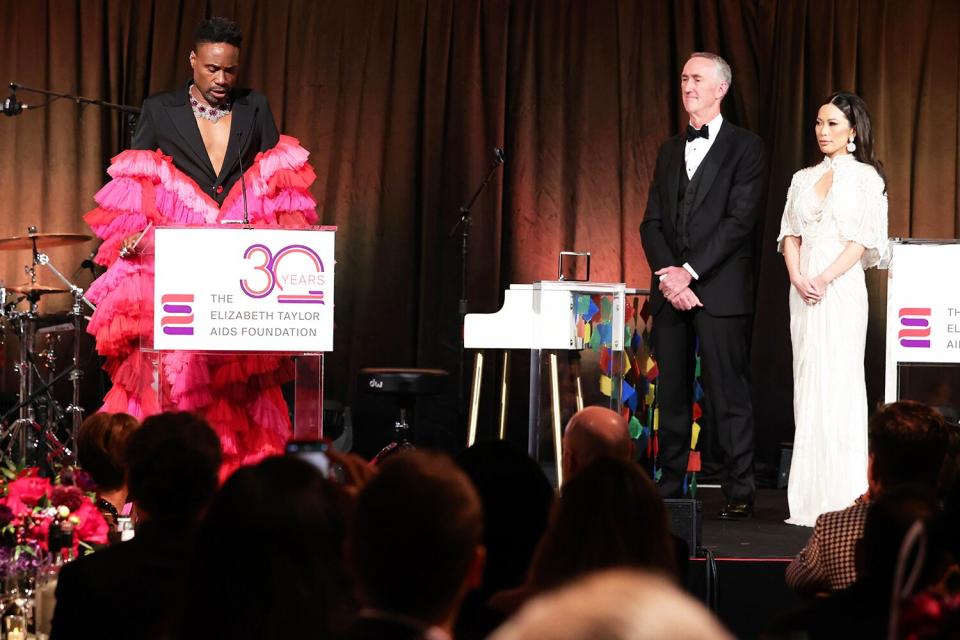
[777,92,889,526]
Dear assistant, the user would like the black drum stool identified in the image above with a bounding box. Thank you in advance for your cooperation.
[357,368,449,464]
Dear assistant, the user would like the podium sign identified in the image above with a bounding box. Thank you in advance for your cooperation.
[153,227,334,352]
[884,240,960,402]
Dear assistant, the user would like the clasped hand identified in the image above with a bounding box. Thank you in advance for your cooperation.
[792,275,827,305]
[656,266,702,312]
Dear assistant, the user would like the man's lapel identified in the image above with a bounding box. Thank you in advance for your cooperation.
[690,123,735,214]
[165,84,217,180]
[665,135,684,225]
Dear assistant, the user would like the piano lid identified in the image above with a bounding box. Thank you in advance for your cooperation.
[463,281,647,350]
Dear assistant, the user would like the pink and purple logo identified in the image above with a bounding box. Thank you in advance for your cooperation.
[161,294,194,335]
[240,243,326,304]
[899,307,931,348]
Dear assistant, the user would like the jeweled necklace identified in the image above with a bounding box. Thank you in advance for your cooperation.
[189,85,232,123]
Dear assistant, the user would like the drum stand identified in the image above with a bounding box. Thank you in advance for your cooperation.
[4,297,39,464]
[33,247,96,458]
[0,234,95,467]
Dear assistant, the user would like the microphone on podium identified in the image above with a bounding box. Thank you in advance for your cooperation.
[222,130,251,225]
[237,130,249,226]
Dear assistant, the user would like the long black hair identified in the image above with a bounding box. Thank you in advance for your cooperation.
[825,91,887,191]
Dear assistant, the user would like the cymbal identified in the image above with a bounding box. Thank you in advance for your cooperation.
[0,233,92,251]
[6,284,69,296]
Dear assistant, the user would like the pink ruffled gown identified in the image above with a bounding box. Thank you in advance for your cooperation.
[84,136,318,477]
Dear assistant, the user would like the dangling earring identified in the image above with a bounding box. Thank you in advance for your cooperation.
[846,137,857,153]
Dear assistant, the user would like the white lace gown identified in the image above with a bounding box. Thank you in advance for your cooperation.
[777,155,888,527]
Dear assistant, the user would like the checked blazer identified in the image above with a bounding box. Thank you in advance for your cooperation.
[785,500,868,596]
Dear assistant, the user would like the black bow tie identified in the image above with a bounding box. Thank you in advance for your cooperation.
[686,124,709,142]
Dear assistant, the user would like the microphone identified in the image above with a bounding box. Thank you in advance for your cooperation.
[77,244,101,276]
[494,147,505,165]
[236,130,249,226]
[2,87,26,116]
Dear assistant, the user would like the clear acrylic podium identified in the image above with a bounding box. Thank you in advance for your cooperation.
[140,350,326,439]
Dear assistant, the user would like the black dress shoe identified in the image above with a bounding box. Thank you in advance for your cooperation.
[717,501,753,521]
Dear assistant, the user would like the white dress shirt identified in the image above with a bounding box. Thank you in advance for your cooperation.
[684,113,724,179]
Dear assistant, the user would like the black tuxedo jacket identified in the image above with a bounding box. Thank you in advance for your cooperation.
[640,122,764,317]
[131,82,280,205]
[50,520,197,640]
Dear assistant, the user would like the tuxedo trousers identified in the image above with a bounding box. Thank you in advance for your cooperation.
[652,304,755,502]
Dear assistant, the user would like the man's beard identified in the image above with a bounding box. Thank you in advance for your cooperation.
[203,87,231,108]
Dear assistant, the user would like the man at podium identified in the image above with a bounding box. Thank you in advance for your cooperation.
[83,17,318,475]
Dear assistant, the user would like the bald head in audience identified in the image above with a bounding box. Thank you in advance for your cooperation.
[490,569,732,640]
[562,406,634,485]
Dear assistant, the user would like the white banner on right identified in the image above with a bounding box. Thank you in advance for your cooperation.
[885,240,960,419]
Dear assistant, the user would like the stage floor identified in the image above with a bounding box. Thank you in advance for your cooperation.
[697,487,811,558]
[537,461,811,559]
[690,488,810,638]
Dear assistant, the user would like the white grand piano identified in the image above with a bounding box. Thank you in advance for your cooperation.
[464,280,647,485]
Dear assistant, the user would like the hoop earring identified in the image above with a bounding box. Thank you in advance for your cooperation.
[846,138,857,153]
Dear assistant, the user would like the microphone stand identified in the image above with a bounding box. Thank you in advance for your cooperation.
[448,148,504,425]
[221,131,251,226]
[9,82,142,140]
[4,82,141,463]
[237,131,250,226]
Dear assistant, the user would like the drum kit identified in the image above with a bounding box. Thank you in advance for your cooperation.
[0,227,97,469]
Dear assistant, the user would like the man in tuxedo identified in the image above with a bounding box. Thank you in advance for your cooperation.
[640,52,764,519]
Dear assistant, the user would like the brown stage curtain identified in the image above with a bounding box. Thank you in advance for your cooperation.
[1,0,958,460]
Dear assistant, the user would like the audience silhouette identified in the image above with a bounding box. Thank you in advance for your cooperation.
[52,412,222,640]
[177,455,354,639]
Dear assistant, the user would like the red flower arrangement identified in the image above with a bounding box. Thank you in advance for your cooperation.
[900,589,960,639]
[0,464,109,566]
